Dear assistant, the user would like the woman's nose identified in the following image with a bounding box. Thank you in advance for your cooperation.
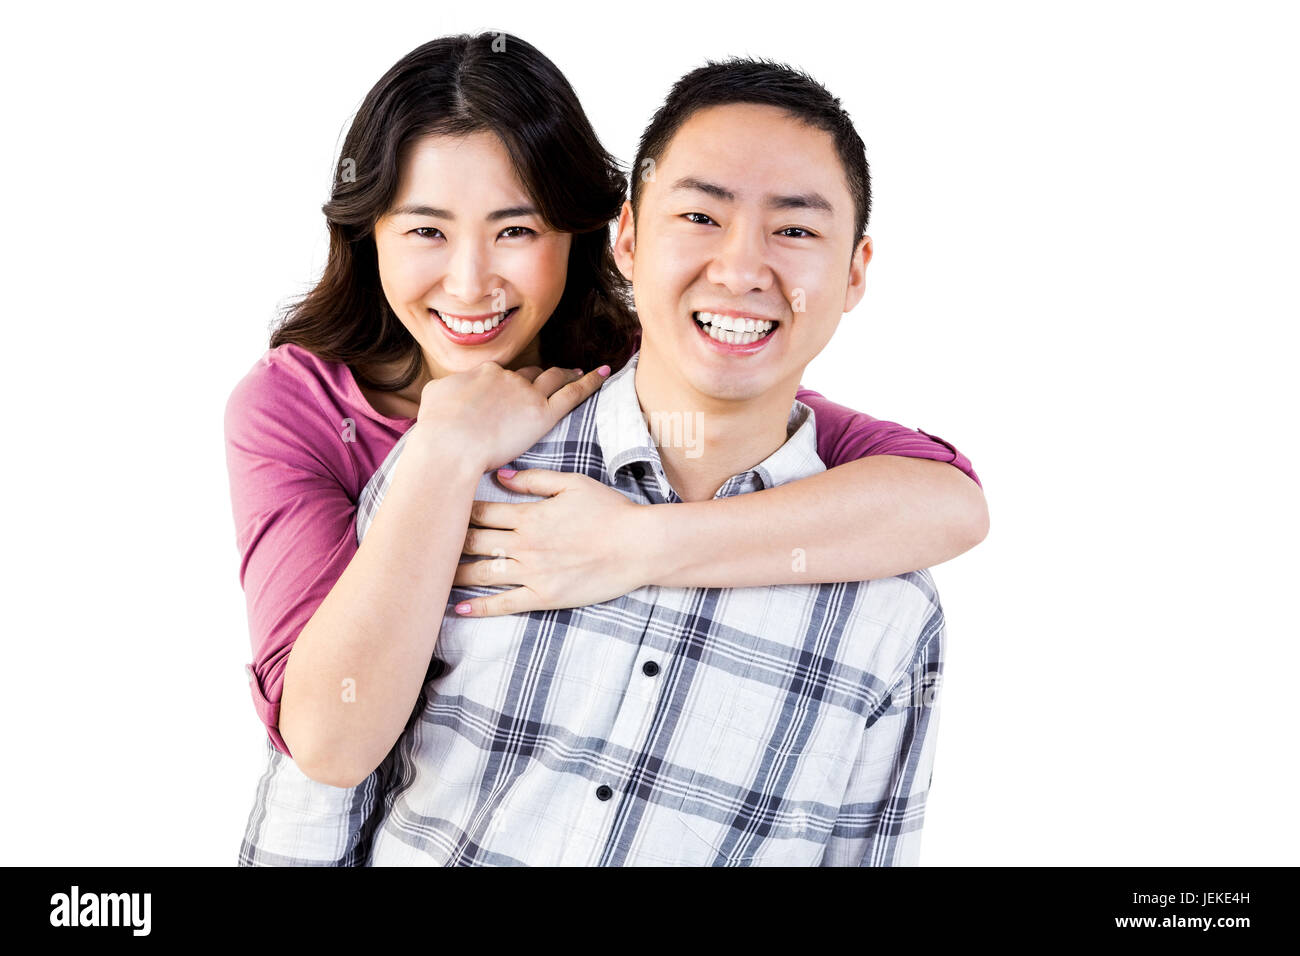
[442,241,495,306]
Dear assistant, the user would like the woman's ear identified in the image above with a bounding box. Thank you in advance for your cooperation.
[612,200,636,281]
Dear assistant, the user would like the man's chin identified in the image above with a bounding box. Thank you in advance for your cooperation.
[685,369,773,405]
[641,334,778,403]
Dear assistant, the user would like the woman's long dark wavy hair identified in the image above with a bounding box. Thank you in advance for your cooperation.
[271,33,638,391]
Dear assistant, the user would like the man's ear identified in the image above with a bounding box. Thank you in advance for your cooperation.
[842,235,873,312]
[613,200,636,281]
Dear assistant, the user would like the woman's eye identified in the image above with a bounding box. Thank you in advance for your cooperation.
[411,227,444,240]
[777,227,815,238]
[683,212,717,226]
[498,226,536,239]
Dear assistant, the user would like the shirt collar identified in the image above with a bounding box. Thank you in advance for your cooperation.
[594,350,825,500]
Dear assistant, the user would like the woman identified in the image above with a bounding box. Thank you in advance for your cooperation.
[227,32,986,865]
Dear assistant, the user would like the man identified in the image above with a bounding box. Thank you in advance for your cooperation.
[246,58,947,866]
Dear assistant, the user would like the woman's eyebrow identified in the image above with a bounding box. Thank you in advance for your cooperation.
[485,205,539,221]
[390,203,452,218]
[389,202,538,221]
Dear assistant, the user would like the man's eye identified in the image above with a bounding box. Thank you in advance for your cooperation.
[683,212,717,225]
[777,227,815,238]
[499,226,536,239]
[411,227,444,240]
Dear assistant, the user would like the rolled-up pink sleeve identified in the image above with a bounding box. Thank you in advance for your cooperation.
[795,388,982,489]
[224,362,361,757]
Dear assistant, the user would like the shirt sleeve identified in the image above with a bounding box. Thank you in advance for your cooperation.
[224,359,361,758]
[819,597,945,867]
[239,736,397,866]
[795,387,982,489]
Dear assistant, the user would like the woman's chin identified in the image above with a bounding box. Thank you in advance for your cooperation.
[425,339,512,373]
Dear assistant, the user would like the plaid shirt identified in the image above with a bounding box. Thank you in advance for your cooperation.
[240,352,946,866]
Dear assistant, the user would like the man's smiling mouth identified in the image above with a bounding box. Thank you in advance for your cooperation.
[691,310,779,345]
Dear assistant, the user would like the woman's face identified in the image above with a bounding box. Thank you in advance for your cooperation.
[373,131,572,381]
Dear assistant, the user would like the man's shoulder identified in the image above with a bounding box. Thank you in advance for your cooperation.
[852,569,944,638]
[761,569,943,692]
[854,570,944,681]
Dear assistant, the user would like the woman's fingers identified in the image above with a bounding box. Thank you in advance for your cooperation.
[452,554,523,588]
[468,498,530,530]
[511,365,544,383]
[452,588,541,618]
[462,526,517,558]
[531,366,583,397]
[491,468,577,500]
[545,366,611,417]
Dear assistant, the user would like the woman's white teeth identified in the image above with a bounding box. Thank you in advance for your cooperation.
[695,311,775,344]
[439,310,507,334]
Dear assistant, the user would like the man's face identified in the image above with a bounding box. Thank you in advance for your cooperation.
[615,103,871,403]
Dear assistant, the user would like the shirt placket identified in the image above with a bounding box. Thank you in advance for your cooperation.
[576,582,680,864]
[582,467,761,863]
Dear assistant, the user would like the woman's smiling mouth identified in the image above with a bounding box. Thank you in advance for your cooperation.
[432,306,519,344]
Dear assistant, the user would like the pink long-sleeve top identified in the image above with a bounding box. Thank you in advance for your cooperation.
[224,342,981,757]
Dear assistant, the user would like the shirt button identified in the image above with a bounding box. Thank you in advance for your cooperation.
[628,463,645,480]
[596,785,614,801]
[642,660,660,676]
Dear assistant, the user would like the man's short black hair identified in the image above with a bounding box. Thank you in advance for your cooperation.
[631,58,872,241]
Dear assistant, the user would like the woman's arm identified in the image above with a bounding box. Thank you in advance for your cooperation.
[277,429,483,788]
[644,454,986,589]
[281,366,609,788]
[453,395,986,614]
[645,390,987,588]
[225,360,482,788]
[228,357,607,788]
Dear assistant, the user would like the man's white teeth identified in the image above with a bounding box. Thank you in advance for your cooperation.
[695,311,775,344]
[439,310,507,334]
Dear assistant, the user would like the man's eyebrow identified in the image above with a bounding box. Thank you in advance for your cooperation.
[389,203,539,222]
[669,178,833,214]
[670,177,735,202]
[767,191,833,214]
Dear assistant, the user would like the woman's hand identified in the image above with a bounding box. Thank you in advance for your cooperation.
[410,363,610,475]
[450,468,655,616]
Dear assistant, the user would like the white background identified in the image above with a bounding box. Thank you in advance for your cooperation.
[1,0,1295,865]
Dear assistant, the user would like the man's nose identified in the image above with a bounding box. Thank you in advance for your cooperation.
[706,222,773,296]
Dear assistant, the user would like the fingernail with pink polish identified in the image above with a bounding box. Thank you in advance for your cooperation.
[497,467,517,479]
[455,602,473,615]
[597,365,611,377]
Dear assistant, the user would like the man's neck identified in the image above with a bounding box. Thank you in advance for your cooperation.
[633,343,799,502]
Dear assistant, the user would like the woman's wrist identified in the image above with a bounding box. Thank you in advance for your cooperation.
[629,499,691,589]
[403,422,490,485]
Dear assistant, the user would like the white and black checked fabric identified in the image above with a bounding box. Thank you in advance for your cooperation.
[240,352,946,866]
